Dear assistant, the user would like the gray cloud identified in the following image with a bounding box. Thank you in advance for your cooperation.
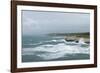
[22,10,90,35]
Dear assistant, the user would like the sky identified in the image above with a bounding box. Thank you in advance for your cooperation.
[22,10,90,36]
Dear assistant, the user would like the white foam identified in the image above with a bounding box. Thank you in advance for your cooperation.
[51,40,57,42]
[78,38,86,44]
[23,39,66,46]
[37,52,67,60]
[22,42,90,60]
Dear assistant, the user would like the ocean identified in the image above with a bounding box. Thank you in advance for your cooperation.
[22,35,90,62]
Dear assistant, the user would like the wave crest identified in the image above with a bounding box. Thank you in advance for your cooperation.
[22,42,89,60]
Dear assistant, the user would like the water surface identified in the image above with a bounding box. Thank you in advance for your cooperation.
[22,35,90,62]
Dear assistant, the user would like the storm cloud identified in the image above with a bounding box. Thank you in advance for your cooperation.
[22,10,90,35]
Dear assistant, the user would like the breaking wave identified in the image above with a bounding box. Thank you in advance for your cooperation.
[22,39,89,60]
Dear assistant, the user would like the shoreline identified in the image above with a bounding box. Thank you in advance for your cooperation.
[64,36,90,44]
[47,32,90,44]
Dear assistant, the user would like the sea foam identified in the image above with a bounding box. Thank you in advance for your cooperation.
[22,42,90,60]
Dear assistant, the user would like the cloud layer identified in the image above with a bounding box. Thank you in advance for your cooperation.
[22,10,90,35]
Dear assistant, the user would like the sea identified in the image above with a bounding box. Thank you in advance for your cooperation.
[22,35,90,62]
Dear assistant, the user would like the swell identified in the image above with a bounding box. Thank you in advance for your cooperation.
[22,39,90,60]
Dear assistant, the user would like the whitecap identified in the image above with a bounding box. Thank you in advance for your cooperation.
[22,42,90,60]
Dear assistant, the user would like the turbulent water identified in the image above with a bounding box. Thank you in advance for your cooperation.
[22,35,90,62]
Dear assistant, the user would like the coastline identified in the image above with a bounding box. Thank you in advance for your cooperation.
[48,32,90,44]
[64,36,90,44]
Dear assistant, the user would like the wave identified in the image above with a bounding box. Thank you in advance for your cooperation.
[22,42,90,60]
[23,39,66,46]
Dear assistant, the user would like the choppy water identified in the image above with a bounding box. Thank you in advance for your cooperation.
[22,35,90,62]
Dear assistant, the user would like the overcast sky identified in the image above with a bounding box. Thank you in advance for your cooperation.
[22,10,90,35]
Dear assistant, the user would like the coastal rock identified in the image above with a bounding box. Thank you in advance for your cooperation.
[64,36,90,44]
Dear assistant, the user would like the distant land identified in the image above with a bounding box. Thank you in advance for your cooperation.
[47,32,90,43]
[47,32,89,38]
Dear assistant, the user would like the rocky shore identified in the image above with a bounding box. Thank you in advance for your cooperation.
[48,32,90,44]
[64,36,90,44]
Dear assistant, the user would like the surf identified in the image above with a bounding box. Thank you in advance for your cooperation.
[22,39,90,60]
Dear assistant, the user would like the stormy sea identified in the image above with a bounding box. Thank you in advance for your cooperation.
[22,35,90,62]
